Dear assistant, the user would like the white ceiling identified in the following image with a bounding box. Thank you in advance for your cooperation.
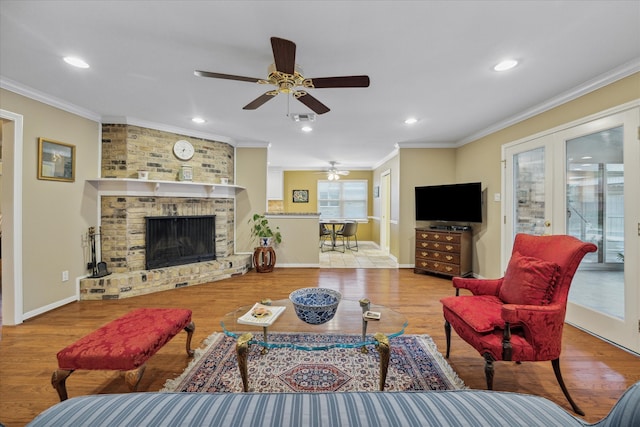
[1,1,639,171]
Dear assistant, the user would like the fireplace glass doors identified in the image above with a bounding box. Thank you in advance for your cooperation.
[146,215,216,270]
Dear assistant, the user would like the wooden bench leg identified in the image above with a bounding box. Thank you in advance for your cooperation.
[51,369,74,401]
[124,364,146,392]
[184,321,195,357]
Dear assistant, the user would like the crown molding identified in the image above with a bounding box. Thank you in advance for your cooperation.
[1,76,102,122]
[456,58,640,147]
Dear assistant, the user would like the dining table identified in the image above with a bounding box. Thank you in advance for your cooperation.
[320,220,347,251]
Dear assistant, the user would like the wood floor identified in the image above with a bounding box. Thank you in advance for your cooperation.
[1,268,638,426]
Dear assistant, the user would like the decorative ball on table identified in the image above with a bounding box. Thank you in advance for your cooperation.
[289,288,342,325]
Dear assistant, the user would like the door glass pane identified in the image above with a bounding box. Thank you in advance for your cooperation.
[514,147,546,235]
[567,126,624,319]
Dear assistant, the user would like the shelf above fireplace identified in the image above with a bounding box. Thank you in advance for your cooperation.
[87,178,245,198]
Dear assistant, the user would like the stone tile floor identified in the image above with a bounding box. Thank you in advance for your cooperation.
[319,241,398,268]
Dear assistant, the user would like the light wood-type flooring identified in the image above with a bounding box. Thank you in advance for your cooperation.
[1,268,639,426]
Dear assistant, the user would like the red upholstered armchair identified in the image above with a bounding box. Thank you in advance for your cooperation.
[440,233,597,415]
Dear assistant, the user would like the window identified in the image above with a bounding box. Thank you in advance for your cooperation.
[317,180,368,220]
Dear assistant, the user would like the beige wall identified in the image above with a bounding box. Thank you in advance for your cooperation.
[398,149,457,266]
[235,147,268,253]
[0,89,100,314]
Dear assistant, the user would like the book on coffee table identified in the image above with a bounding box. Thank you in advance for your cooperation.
[237,303,286,326]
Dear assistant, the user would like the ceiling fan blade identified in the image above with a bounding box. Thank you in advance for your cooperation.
[271,37,296,75]
[243,92,278,110]
[306,75,370,88]
[296,92,330,115]
[194,70,261,83]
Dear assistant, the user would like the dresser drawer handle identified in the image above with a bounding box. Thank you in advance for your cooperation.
[421,233,428,238]
[421,252,428,257]
[446,245,453,251]
[445,266,453,272]
[433,263,440,268]
[446,255,453,261]
[433,234,440,239]
[433,243,440,248]
[421,242,429,248]
[420,262,427,267]
[446,236,454,241]
[434,253,440,258]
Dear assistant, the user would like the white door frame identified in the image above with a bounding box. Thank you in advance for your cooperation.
[1,109,24,326]
[379,169,391,254]
[501,101,639,352]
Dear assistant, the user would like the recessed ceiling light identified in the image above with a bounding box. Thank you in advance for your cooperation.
[301,126,313,132]
[404,117,418,125]
[493,59,518,72]
[191,117,206,124]
[63,56,89,68]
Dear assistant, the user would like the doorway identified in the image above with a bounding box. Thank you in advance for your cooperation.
[503,104,639,353]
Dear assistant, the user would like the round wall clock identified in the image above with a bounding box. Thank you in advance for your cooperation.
[173,139,195,161]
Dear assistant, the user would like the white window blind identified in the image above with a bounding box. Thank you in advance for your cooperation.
[317,180,368,220]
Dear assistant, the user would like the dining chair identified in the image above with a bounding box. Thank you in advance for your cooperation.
[336,221,358,251]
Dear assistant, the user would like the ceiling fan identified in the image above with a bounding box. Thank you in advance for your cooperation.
[324,161,350,181]
[194,37,370,115]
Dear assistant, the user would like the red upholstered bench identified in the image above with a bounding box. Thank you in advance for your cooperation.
[51,308,195,401]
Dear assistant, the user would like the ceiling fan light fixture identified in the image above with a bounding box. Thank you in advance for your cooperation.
[301,126,313,132]
[328,172,340,181]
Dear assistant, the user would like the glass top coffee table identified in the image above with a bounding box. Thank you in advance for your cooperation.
[221,298,408,392]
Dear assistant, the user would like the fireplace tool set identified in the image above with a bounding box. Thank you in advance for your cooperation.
[88,226,111,278]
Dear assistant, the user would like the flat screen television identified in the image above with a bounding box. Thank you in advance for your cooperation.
[415,182,483,223]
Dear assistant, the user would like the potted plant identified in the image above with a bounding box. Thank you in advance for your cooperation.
[248,213,282,247]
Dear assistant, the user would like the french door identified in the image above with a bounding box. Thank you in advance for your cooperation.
[503,105,639,353]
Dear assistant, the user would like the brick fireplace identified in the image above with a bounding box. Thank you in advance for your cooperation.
[79,124,251,300]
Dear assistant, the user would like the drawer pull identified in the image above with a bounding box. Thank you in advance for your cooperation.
[433,243,440,248]
[446,256,453,261]
[446,236,454,241]
[434,253,440,258]
[421,233,428,238]
[433,263,439,268]
[445,266,453,272]
[420,262,427,267]
[421,252,428,257]
[433,234,440,239]
[421,242,429,248]
[446,245,453,251]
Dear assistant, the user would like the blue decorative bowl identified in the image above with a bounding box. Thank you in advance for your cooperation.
[289,288,342,325]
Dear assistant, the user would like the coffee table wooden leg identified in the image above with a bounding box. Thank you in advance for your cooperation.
[374,332,390,391]
[236,333,253,392]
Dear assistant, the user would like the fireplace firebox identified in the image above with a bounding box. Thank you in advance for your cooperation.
[145,215,216,270]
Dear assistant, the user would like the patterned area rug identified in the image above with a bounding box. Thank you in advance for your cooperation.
[162,333,466,393]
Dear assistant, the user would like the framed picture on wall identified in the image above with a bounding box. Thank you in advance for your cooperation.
[292,189,309,203]
[37,137,76,182]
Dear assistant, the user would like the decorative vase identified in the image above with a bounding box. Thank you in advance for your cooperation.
[260,237,273,247]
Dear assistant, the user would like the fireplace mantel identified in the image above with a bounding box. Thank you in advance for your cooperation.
[87,178,245,198]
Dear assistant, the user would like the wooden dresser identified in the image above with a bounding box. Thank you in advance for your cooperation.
[414,228,472,277]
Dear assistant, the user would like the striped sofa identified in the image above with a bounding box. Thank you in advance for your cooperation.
[28,382,640,426]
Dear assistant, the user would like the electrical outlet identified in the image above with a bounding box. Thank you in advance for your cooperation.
[62,270,69,282]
